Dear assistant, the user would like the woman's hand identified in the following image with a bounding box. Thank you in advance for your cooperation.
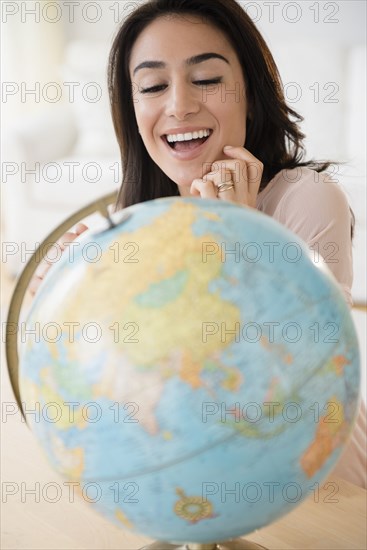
[29,223,89,297]
[190,146,263,208]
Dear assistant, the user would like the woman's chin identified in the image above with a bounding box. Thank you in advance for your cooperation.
[166,165,214,196]
[176,181,192,197]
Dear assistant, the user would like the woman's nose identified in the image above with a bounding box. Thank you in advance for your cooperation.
[164,82,200,119]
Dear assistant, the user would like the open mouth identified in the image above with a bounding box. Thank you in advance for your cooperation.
[162,130,212,152]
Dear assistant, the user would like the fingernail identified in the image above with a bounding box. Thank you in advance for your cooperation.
[223,145,233,150]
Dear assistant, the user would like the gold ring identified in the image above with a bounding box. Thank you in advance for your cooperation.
[217,183,235,193]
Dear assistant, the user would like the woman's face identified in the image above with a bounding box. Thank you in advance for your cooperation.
[129,15,248,194]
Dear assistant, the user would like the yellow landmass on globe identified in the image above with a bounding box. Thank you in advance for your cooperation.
[21,369,87,431]
[47,201,240,368]
[300,396,347,478]
[44,202,243,435]
[174,487,216,524]
[39,368,87,430]
[202,211,221,222]
[329,355,350,376]
[180,348,205,389]
[318,354,351,378]
[260,335,293,365]
[221,366,243,391]
[48,432,84,480]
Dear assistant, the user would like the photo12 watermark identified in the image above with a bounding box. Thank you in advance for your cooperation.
[1,1,148,24]
[201,400,343,425]
[2,400,140,425]
[201,479,339,504]
[239,1,340,24]
[1,238,139,265]
[1,2,341,26]
[1,160,122,184]
[201,320,340,344]
[1,480,139,504]
[2,320,140,344]
[201,240,340,265]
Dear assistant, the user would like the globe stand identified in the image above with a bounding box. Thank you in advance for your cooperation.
[141,539,267,549]
[5,192,119,420]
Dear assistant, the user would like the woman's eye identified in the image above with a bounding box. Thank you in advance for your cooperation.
[140,77,222,94]
[140,84,166,94]
[194,78,222,87]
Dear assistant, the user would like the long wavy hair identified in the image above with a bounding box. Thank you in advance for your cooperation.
[108,0,334,211]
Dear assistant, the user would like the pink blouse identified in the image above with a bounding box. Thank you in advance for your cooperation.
[256,167,366,489]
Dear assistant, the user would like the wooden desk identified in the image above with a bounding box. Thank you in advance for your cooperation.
[1,352,366,550]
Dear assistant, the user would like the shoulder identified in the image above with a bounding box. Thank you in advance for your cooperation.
[257,167,351,228]
[257,167,354,307]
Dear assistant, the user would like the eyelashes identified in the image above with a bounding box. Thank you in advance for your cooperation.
[140,85,166,94]
[139,78,223,94]
[194,78,223,88]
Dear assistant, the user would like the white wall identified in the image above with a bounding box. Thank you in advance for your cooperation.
[61,1,366,45]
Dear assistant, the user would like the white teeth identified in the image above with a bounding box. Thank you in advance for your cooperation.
[166,129,210,143]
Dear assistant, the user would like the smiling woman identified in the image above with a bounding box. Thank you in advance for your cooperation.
[105,0,367,490]
[108,0,319,208]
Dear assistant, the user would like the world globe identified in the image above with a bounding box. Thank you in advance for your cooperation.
[6,195,360,550]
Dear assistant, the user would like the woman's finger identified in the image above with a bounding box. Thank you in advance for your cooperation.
[216,155,262,186]
[74,223,89,236]
[28,275,43,297]
[34,230,85,276]
[57,231,83,249]
[223,147,263,206]
[203,166,238,202]
[190,178,218,199]
[30,224,89,297]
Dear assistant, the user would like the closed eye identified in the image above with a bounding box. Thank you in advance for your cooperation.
[140,84,166,94]
[194,78,222,86]
[139,78,222,94]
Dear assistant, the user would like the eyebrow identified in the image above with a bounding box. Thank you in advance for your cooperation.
[133,52,230,76]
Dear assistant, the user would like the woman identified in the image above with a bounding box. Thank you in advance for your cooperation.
[32,0,366,487]
[109,0,355,303]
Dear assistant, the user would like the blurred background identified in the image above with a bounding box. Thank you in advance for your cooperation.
[1,0,366,305]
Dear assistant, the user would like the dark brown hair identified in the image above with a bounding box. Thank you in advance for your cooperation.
[108,0,334,211]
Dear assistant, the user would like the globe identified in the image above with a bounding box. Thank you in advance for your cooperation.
[7,196,360,549]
